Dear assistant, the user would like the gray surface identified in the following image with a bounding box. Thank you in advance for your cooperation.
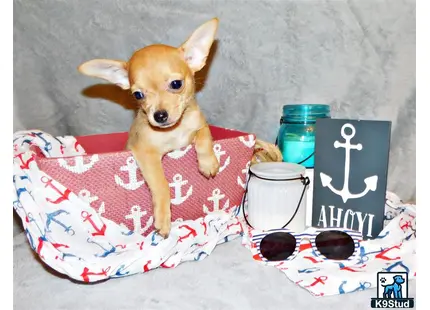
[13,0,416,308]
[13,232,416,310]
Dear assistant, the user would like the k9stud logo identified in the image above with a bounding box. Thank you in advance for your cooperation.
[371,272,414,308]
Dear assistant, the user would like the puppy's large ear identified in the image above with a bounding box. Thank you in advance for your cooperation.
[179,18,219,73]
[78,59,130,90]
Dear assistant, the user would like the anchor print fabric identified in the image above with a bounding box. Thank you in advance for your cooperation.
[13,129,249,283]
[241,192,416,297]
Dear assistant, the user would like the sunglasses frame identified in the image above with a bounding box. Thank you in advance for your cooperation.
[251,226,363,263]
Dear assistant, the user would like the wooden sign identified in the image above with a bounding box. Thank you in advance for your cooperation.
[311,118,392,240]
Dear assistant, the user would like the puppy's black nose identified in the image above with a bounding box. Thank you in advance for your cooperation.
[153,110,169,124]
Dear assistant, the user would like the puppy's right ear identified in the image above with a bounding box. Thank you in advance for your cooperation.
[78,59,130,90]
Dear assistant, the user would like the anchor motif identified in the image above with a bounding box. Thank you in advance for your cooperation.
[46,209,75,235]
[203,188,230,214]
[87,238,116,258]
[167,145,192,159]
[41,176,71,204]
[237,161,251,189]
[114,156,145,190]
[78,189,106,216]
[81,211,107,236]
[125,205,154,235]
[30,131,53,154]
[14,153,35,169]
[58,154,99,174]
[213,144,231,173]
[239,135,256,148]
[320,123,378,203]
[80,266,111,283]
[169,174,193,205]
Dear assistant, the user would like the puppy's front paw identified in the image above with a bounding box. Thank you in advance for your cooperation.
[198,153,220,178]
[154,207,171,239]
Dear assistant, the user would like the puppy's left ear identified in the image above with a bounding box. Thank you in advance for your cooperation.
[179,18,219,73]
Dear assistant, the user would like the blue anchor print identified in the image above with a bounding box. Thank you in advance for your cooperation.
[13,199,23,210]
[31,132,52,154]
[87,238,116,258]
[405,227,416,241]
[150,231,161,246]
[383,261,410,273]
[21,138,32,146]
[61,253,83,261]
[208,219,219,233]
[121,229,134,236]
[27,212,46,237]
[298,267,321,274]
[46,210,75,236]
[194,251,208,261]
[350,282,372,293]
[375,231,390,239]
[24,229,35,250]
[357,246,382,264]
[339,281,348,294]
[114,265,130,277]
[16,187,28,199]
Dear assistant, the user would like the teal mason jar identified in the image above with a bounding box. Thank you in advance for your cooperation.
[277,104,331,168]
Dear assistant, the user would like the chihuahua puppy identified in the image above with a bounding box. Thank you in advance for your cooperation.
[78,18,220,238]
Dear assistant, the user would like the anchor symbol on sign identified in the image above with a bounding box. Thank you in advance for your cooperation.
[237,161,251,189]
[41,176,71,204]
[125,205,154,235]
[213,144,231,173]
[169,174,193,205]
[58,154,99,174]
[114,156,145,190]
[320,123,378,203]
[203,188,230,214]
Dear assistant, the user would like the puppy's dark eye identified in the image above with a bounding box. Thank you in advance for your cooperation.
[133,91,144,100]
[169,80,183,90]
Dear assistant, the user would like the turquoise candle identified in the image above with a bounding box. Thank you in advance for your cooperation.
[277,104,331,168]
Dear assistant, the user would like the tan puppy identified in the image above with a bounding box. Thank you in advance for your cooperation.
[78,18,220,238]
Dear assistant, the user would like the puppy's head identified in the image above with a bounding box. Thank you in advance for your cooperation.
[78,18,218,128]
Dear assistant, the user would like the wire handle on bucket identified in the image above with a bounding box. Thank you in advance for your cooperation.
[240,170,311,230]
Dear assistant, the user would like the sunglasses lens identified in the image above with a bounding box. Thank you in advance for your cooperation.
[315,230,355,260]
[259,232,297,261]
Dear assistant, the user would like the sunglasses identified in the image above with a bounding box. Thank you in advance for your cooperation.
[251,227,362,262]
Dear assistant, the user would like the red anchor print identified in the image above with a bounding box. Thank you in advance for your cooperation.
[253,254,262,261]
[227,220,242,232]
[80,266,110,283]
[314,292,325,297]
[52,243,69,249]
[160,262,176,268]
[41,176,71,204]
[400,219,412,231]
[340,264,367,272]
[275,262,288,271]
[81,211,106,236]
[305,276,328,288]
[177,225,197,243]
[60,144,65,155]
[295,280,303,285]
[201,221,207,235]
[36,237,45,259]
[15,153,35,169]
[136,241,144,250]
[375,245,401,261]
[303,256,323,264]
[74,141,83,152]
[143,260,152,273]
